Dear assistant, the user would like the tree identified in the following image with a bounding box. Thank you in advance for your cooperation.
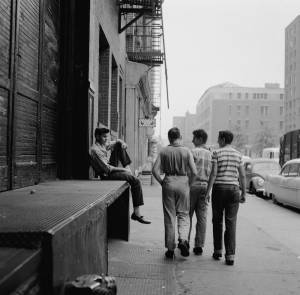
[231,125,248,153]
[252,126,278,157]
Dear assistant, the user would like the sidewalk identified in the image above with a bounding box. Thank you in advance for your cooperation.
[108,182,300,295]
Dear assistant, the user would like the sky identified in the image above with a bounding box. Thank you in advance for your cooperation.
[156,0,300,140]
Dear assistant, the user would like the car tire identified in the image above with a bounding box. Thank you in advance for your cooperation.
[271,194,278,204]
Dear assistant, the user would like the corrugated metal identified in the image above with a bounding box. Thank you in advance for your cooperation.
[0,89,9,191]
[0,0,11,79]
[17,0,40,90]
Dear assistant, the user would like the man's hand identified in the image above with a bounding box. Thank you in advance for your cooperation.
[205,192,210,203]
[240,191,246,203]
[117,139,127,149]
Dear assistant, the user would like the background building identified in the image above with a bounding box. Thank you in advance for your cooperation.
[173,111,197,149]
[174,82,284,155]
[285,15,300,133]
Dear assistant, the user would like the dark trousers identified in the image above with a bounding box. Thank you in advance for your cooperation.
[211,184,240,260]
[102,142,144,207]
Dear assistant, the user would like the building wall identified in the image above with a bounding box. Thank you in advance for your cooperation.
[195,83,284,148]
[285,15,300,132]
[125,62,154,173]
[89,0,127,140]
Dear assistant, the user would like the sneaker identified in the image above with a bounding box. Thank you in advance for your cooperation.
[165,250,175,259]
[212,253,222,260]
[193,247,203,255]
[178,240,190,257]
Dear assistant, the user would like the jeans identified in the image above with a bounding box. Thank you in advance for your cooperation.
[212,184,240,260]
[102,142,143,207]
[162,176,190,250]
[188,183,208,248]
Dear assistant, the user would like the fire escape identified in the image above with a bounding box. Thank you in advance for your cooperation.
[118,0,169,115]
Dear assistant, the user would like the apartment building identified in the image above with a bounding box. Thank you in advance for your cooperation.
[285,15,300,132]
[173,112,197,149]
[195,82,284,148]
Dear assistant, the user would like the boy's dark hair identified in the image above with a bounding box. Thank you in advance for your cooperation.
[168,127,181,142]
[218,130,234,144]
[95,127,110,137]
[193,129,208,143]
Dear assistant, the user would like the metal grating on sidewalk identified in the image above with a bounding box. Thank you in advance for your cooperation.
[108,240,176,295]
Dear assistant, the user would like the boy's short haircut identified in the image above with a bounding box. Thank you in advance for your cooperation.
[168,127,181,141]
[193,129,208,143]
[218,130,234,144]
[95,127,110,137]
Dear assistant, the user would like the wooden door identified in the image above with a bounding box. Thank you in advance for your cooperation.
[0,0,61,191]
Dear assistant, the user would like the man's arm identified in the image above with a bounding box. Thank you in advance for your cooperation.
[205,161,217,202]
[238,164,246,203]
[188,150,197,177]
[108,139,127,150]
[152,155,163,185]
[90,148,129,175]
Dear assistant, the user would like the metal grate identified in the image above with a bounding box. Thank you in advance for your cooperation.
[0,180,128,248]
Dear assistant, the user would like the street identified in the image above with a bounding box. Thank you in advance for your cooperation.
[109,184,300,295]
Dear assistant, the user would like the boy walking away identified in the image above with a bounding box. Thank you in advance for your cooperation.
[188,129,212,256]
[152,127,197,259]
[206,130,246,266]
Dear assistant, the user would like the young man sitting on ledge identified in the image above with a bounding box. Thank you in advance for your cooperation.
[90,127,151,224]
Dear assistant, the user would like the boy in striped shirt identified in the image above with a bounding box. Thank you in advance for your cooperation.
[205,130,246,266]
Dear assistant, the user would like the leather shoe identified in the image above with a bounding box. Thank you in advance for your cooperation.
[225,259,234,266]
[193,247,203,255]
[131,213,151,224]
[178,240,190,257]
[165,250,175,259]
[212,253,222,260]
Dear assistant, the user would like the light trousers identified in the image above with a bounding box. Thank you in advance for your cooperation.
[162,176,190,250]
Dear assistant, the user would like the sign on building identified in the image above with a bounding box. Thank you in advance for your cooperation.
[139,118,156,127]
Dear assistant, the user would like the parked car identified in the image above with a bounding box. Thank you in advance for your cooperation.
[244,158,281,196]
[265,159,300,209]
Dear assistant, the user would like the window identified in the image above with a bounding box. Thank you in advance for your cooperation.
[287,163,300,177]
[245,120,249,128]
[281,165,290,176]
[245,93,249,99]
[229,105,232,115]
[280,121,283,130]
[260,106,269,116]
[237,120,241,126]
[264,93,268,99]
[280,107,283,115]
[253,93,256,99]
[229,92,232,99]
[237,93,241,99]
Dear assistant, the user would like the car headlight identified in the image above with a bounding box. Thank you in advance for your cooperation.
[257,177,264,186]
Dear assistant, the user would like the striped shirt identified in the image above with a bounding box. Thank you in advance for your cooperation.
[212,146,242,186]
[191,146,212,186]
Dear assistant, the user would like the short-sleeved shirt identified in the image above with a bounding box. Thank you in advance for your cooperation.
[212,145,242,186]
[159,144,193,176]
[191,146,212,185]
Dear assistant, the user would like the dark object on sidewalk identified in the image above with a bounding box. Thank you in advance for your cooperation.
[212,253,222,260]
[165,250,175,259]
[193,247,203,255]
[178,240,190,257]
[65,274,117,295]
[131,213,151,224]
[225,260,234,266]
